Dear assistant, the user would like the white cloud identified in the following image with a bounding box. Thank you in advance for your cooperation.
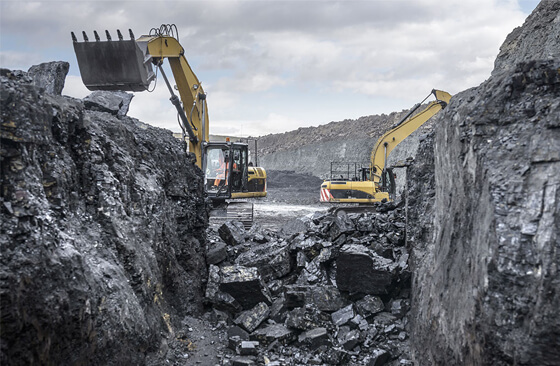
[213,113,305,137]
[1,0,537,136]
[215,72,288,93]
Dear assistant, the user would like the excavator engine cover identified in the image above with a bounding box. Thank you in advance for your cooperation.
[72,31,155,92]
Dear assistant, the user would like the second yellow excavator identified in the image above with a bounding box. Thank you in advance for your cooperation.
[72,24,266,227]
[320,89,451,204]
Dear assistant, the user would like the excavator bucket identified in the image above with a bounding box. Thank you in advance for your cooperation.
[71,30,155,92]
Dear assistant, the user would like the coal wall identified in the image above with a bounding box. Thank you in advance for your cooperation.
[0,66,208,365]
[407,1,560,365]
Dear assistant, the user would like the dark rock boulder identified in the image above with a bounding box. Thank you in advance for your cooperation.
[250,324,296,346]
[27,61,69,95]
[336,244,398,295]
[235,240,292,281]
[219,220,246,246]
[233,302,270,332]
[83,90,134,118]
[218,265,273,310]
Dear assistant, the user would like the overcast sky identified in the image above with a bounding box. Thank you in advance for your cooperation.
[1,0,541,137]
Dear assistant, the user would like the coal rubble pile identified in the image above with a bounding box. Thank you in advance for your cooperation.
[205,201,412,366]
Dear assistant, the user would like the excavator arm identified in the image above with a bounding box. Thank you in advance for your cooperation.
[72,26,209,167]
[369,89,451,182]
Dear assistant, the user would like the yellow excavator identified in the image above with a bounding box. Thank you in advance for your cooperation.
[320,89,451,204]
[71,24,266,227]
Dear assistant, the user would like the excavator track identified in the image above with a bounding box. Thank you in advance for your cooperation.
[209,201,254,230]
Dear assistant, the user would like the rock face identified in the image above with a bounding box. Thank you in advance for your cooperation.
[493,0,560,75]
[407,2,560,365]
[0,68,208,365]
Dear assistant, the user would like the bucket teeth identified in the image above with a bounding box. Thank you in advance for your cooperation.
[129,29,135,40]
[75,29,127,42]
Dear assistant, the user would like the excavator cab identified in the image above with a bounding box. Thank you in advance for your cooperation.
[204,142,249,199]
[205,142,257,228]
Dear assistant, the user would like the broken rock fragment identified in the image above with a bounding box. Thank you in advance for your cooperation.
[234,302,270,332]
[368,348,391,366]
[285,306,329,331]
[329,211,355,240]
[307,285,345,312]
[219,220,246,246]
[232,356,256,365]
[298,327,330,350]
[336,244,398,295]
[83,90,133,117]
[331,304,356,326]
[235,241,292,281]
[356,295,385,318]
[206,241,227,265]
[337,326,361,350]
[238,341,259,355]
[284,284,345,312]
[250,324,296,346]
[27,61,69,95]
[228,325,250,343]
[205,265,243,312]
[219,265,272,309]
